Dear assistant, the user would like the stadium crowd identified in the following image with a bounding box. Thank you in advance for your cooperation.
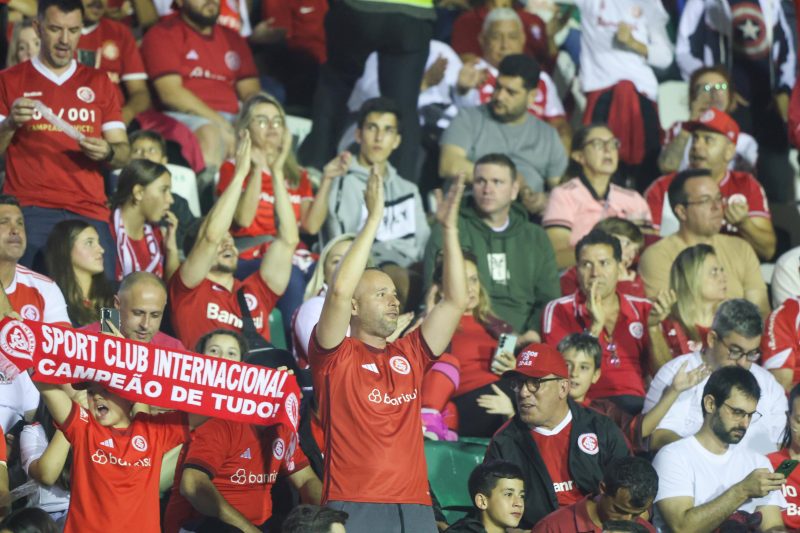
[0,0,799,530]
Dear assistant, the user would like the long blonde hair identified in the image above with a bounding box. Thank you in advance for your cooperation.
[304,234,357,301]
[433,252,493,323]
[237,92,303,188]
[669,244,716,341]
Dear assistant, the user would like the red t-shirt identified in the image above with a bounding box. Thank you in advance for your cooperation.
[58,402,189,533]
[559,267,646,298]
[532,494,656,532]
[661,318,709,359]
[168,271,280,351]
[0,58,124,220]
[308,327,434,505]
[77,18,147,104]
[451,6,551,71]
[768,449,800,531]
[448,314,501,396]
[141,15,258,114]
[645,170,770,235]
[762,297,800,386]
[81,321,187,351]
[530,414,582,506]
[216,161,314,240]
[261,0,328,64]
[163,418,309,532]
[542,290,652,398]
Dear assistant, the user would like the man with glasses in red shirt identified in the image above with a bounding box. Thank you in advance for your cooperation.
[645,299,787,455]
[484,343,629,528]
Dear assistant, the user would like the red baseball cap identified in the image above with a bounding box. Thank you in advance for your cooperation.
[685,108,739,145]
[502,343,569,380]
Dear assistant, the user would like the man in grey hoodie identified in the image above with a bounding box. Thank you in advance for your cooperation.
[325,97,430,308]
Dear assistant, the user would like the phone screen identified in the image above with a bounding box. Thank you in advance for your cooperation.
[100,308,120,334]
[777,459,799,478]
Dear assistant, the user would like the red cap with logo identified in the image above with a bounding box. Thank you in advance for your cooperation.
[685,108,740,145]
[502,343,569,379]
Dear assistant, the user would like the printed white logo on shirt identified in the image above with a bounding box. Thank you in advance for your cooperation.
[131,435,148,452]
[19,305,40,321]
[100,438,114,448]
[628,322,644,340]
[578,433,600,455]
[240,448,252,459]
[272,438,285,460]
[389,356,411,375]
[357,196,417,242]
[361,363,379,374]
[487,253,509,285]
[76,86,95,103]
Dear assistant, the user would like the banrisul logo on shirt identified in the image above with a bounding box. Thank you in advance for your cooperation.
[367,388,418,406]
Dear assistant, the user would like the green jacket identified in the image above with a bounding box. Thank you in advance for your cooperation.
[423,199,560,333]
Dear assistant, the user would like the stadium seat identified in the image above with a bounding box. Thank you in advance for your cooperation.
[425,437,489,523]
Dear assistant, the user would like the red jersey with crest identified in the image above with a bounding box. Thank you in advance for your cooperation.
[0,58,124,220]
[58,402,189,533]
[768,449,800,530]
[78,17,147,104]
[168,271,279,351]
[163,418,309,532]
[6,265,70,326]
[645,170,770,235]
[542,290,652,398]
[762,297,800,386]
[531,412,583,506]
[309,327,434,505]
[141,15,258,114]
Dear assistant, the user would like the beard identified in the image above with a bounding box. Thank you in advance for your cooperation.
[211,261,237,275]
[711,412,747,444]
[183,4,219,28]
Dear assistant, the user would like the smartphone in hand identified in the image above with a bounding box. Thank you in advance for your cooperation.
[776,459,799,478]
[490,333,517,373]
[100,307,120,334]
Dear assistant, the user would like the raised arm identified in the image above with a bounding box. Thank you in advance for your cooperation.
[315,167,384,350]
[421,174,468,355]
[178,133,252,289]
[259,129,300,295]
[300,152,351,235]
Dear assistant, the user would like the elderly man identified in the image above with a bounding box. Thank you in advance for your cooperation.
[484,343,629,528]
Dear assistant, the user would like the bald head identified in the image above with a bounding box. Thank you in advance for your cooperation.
[351,269,400,339]
[115,272,167,343]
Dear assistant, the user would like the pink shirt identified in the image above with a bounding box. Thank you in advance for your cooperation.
[542,176,652,246]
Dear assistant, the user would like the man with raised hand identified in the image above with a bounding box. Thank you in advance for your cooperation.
[309,170,468,532]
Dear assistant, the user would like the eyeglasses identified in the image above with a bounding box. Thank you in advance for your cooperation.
[696,82,729,94]
[583,138,621,151]
[509,376,563,393]
[683,194,724,208]
[718,336,761,362]
[721,402,762,423]
[252,115,284,129]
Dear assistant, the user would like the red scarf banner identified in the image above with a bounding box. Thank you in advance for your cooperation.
[0,317,301,430]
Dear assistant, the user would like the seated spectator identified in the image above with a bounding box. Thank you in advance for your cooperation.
[450,0,552,71]
[77,0,151,125]
[424,153,560,344]
[129,130,202,218]
[761,295,800,391]
[453,12,569,148]
[0,508,57,533]
[484,343,629,528]
[645,299,787,455]
[82,272,185,350]
[162,347,321,532]
[140,0,260,184]
[658,66,758,175]
[0,0,130,274]
[309,170,467,531]
[170,133,298,350]
[542,230,670,410]
[575,0,672,188]
[281,505,348,533]
[767,383,800,531]
[109,160,179,281]
[293,234,359,367]
[444,460,525,533]
[532,456,657,532]
[0,195,69,327]
[44,220,115,328]
[5,19,39,67]
[638,170,769,316]
[658,244,727,359]
[543,124,652,268]
[770,245,800,308]
[559,217,646,298]
[20,400,73,525]
[675,0,795,203]
[439,54,567,214]
[420,251,514,439]
[645,109,775,259]
[652,366,786,531]
[324,97,429,309]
